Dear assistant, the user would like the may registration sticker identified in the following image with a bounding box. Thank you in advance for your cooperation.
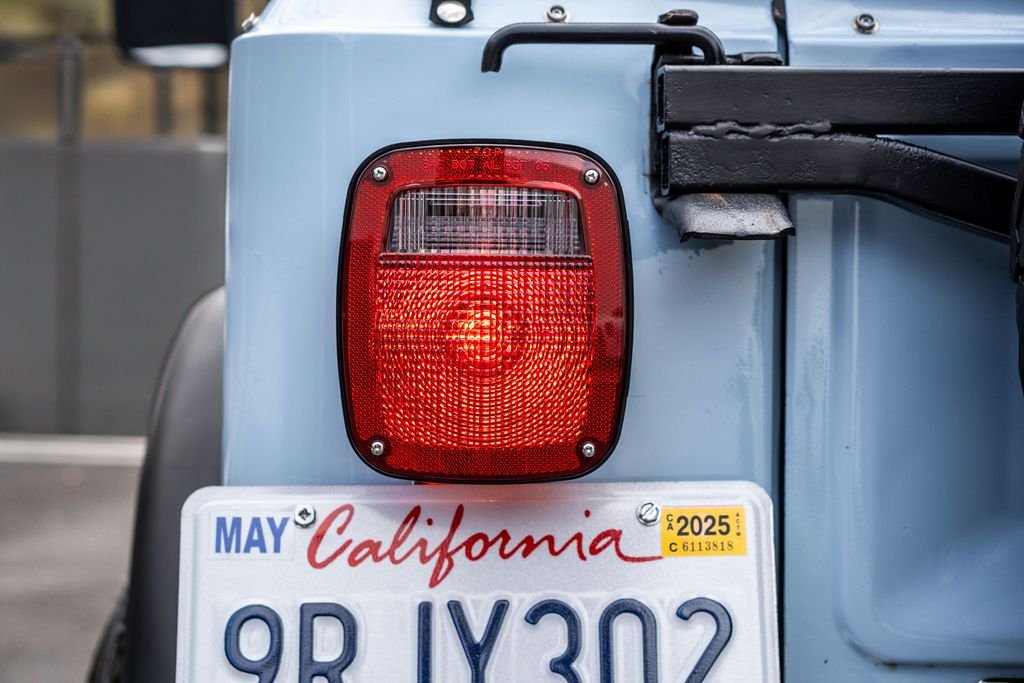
[176,481,779,682]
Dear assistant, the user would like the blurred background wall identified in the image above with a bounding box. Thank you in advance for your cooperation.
[0,0,254,435]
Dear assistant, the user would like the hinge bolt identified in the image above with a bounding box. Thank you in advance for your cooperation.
[546,5,569,23]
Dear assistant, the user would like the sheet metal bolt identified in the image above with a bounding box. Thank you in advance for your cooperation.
[583,168,600,185]
[580,442,596,458]
[294,504,316,528]
[371,166,389,182]
[636,502,661,526]
[241,12,259,32]
[435,1,469,24]
[546,5,569,22]
[854,13,878,33]
[369,440,386,457]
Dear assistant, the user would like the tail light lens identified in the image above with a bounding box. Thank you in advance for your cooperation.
[339,144,629,482]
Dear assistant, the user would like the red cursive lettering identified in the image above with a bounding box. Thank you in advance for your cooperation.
[307,504,660,588]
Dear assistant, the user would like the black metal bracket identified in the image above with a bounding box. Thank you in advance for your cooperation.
[659,129,1016,239]
[481,22,726,72]
[657,50,1024,394]
[656,65,1024,135]
[655,60,1024,242]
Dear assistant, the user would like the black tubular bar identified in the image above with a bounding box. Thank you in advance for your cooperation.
[659,132,1017,238]
[657,65,1024,134]
[481,23,726,72]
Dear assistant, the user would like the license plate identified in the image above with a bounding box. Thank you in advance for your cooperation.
[176,481,779,682]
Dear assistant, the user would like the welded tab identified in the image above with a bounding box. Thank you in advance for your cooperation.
[660,193,794,241]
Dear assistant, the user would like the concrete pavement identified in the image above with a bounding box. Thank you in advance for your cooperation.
[0,450,139,683]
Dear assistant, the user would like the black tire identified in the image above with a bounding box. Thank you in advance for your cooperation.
[88,288,224,682]
[87,589,128,683]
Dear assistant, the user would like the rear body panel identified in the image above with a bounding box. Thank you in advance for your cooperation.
[223,0,781,491]
[222,0,1024,679]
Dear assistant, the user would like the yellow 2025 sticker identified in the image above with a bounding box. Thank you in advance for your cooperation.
[661,506,747,557]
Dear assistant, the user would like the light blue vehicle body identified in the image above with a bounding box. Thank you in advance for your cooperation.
[222,0,1024,679]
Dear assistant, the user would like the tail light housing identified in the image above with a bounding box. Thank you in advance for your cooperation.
[339,143,630,482]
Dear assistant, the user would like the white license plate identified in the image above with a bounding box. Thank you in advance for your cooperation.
[176,481,779,682]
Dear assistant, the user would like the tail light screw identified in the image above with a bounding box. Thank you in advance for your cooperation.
[636,502,661,526]
[546,5,569,23]
[371,166,389,182]
[583,168,600,185]
[369,440,386,457]
[294,504,317,528]
[580,442,596,458]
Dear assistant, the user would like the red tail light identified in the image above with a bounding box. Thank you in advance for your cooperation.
[339,144,629,482]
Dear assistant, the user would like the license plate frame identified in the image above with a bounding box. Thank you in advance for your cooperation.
[176,481,779,682]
